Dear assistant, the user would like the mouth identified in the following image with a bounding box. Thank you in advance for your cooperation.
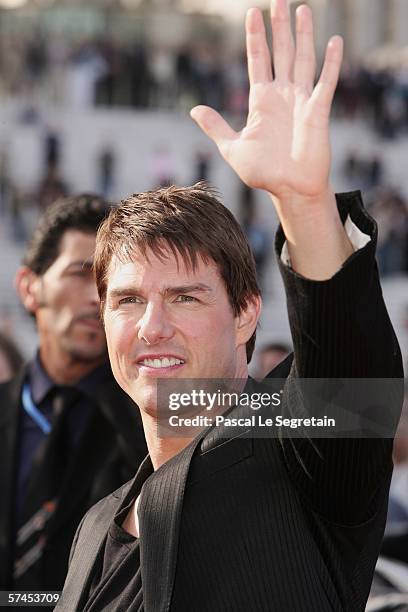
[136,355,185,375]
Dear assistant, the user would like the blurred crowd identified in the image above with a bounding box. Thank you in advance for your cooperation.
[3,135,408,284]
[0,33,248,115]
[336,60,408,139]
[0,11,407,609]
[2,31,408,137]
[343,151,408,277]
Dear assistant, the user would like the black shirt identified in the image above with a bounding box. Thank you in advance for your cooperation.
[85,487,144,611]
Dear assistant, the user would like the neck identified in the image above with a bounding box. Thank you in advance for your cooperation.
[141,369,250,471]
[39,345,105,385]
[141,412,195,471]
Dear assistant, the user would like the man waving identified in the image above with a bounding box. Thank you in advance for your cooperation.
[58,2,403,610]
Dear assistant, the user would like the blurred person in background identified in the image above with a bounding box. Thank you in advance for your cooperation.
[36,164,68,213]
[150,144,176,188]
[128,42,151,109]
[0,148,28,242]
[0,194,147,594]
[255,341,291,379]
[0,331,23,383]
[97,146,117,200]
[66,40,107,109]
[367,390,408,610]
[240,183,270,287]
[43,130,61,172]
[192,150,211,183]
[36,129,68,213]
[0,150,11,218]
[380,387,408,566]
[371,189,408,276]
[149,46,177,110]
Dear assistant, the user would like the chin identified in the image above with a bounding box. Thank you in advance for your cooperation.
[66,342,107,363]
[131,384,158,416]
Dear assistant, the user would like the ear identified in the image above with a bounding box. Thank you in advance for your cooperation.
[15,267,42,315]
[235,295,262,347]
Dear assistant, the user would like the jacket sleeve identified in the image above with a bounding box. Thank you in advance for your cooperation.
[275,191,404,525]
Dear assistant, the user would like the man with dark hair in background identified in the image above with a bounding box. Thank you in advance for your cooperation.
[0,194,147,595]
[256,341,291,379]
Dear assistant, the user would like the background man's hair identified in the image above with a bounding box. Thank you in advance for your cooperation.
[94,182,261,362]
[24,193,111,275]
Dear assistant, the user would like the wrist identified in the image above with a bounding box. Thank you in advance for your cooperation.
[269,187,337,227]
[272,189,354,280]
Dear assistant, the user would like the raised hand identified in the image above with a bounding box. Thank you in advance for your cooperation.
[191,0,353,280]
[190,0,343,203]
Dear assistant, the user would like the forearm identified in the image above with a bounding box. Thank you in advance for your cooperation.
[276,192,403,522]
[276,192,401,378]
[270,188,354,280]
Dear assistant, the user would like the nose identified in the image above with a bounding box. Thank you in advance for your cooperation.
[137,300,174,345]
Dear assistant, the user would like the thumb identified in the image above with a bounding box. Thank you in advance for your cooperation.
[190,105,237,157]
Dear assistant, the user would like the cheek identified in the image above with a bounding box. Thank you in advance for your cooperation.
[106,312,132,346]
[185,312,237,352]
[48,291,75,328]
[43,276,69,308]
[105,318,132,373]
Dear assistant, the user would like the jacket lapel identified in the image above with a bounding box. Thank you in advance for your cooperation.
[139,434,205,612]
[58,456,153,611]
[138,367,294,611]
[62,363,294,611]
[47,375,145,538]
[0,370,25,586]
[56,491,120,612]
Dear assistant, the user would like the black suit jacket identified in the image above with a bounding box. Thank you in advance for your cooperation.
[0,364,147,592]
[58,192,403,612]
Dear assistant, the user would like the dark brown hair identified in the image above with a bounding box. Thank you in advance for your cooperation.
[94,183,261,362]
[24,194,111,274]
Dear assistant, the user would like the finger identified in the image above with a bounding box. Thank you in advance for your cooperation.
[294,4,316,94]
[270,0,295,82]
[246,8,273,85]
[190,105,238,157]
[309,36,343,115]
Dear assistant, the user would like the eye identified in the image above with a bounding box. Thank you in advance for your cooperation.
[175,295,198,303]
[118,296,143,305]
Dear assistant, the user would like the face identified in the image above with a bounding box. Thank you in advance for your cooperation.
[104,248,258,414]
[33,230,107,363]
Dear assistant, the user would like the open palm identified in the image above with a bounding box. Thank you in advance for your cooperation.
[191,0,343,201]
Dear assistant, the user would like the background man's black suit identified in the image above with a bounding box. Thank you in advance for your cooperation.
[0,363,147,592]
[59,193,403,612]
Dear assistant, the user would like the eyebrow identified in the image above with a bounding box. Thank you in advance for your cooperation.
[107,283,213,299]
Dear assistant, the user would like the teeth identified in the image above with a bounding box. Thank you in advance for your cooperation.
[141,357,184,368]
